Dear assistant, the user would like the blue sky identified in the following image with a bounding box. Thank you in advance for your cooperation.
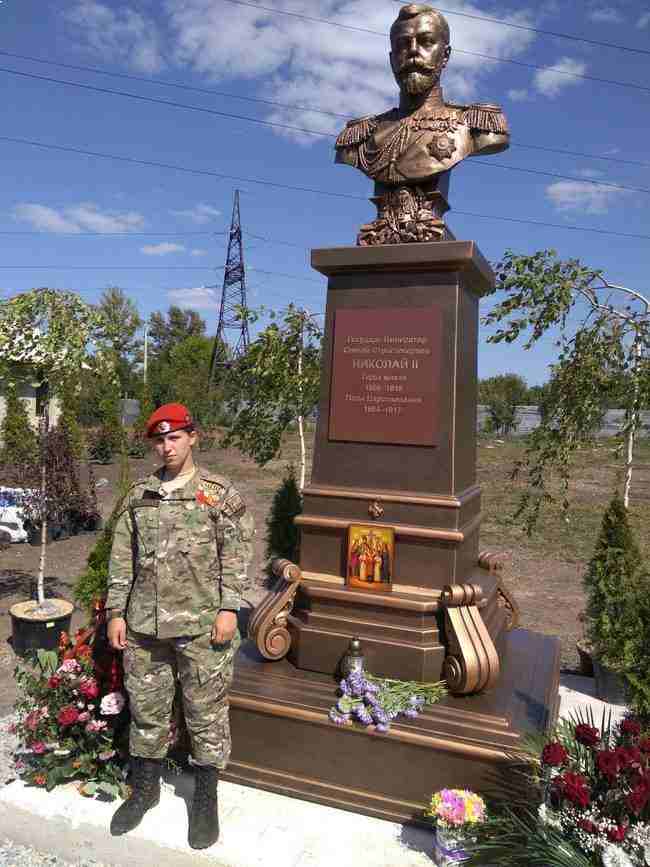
[1,0,649,385]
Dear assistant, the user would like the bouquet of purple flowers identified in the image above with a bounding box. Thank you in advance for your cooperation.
[328,669,446,733]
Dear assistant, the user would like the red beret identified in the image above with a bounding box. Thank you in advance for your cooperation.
[146,403,193,438]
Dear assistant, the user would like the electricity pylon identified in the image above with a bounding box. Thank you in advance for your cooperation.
[209,190,250,383]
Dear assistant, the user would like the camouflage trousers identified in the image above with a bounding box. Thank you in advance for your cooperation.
[123,629,240,769]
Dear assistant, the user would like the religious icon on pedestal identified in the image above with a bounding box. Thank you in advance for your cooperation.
[346,525,394,591]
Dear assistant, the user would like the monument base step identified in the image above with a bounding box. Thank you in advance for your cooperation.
[224,628,561,824]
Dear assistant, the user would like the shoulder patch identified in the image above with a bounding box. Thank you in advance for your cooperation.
[462,103,508,135]
[335,115,378,149]
[223,490,246,519]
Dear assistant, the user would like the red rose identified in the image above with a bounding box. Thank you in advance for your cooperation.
[627,784,650,815]
[621,718,642,737]
[578,819,597,834]
[617,746,641,770]
[57,705,79,727]
[596,749,621,782]
[574,724,600,748]
[554,772,591,808]
[78,677,100,700]
[541,742,568,767]
[607,825,627,843]
[47,675,62,689]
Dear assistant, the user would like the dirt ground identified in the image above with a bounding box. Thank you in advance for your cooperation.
[2,433,649,715]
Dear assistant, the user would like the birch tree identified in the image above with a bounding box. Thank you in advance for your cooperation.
[221,305,322,489]
[482,249,650,533]
[0,288,103,611]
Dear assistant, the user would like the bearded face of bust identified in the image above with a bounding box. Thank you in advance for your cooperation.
[389,8,451,98]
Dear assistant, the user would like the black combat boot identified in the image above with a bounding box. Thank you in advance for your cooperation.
[188,765,220,849]
[110,756,161,835]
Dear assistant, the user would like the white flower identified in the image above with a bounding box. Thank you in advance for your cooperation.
[601,845,634,867]
[538,804,562,830]
[100,691,125,716]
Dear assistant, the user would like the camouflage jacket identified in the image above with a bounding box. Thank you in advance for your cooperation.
[106,467,255,638]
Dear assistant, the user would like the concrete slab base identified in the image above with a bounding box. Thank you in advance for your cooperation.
[0,673,626,867]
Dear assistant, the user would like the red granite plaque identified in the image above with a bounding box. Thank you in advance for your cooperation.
[328,307,441,446]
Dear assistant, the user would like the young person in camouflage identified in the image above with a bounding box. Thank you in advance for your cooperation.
[106,402,254,849]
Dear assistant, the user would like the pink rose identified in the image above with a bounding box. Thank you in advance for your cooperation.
[85,719,107,733]
[100,692,125,716]
[77,711,90,722]
[31,741,47,755]
[24,710,41,732]
[58,659,80,675]
[98,749,116,761]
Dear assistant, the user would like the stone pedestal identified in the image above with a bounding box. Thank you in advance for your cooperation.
[289,241,502,681]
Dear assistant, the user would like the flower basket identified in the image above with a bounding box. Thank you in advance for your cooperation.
[426,789,485,866]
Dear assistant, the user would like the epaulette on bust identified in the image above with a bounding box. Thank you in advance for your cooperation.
[461,103,508,135]
[335,115,378,148]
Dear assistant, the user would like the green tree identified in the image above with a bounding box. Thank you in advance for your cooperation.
[584,493,650,715]
[265,465,303,563]
[483,249,650,532]
[149,334,225,428]
[0,380,37,466]
[148,305,206,360]
[221,306,322,489]
[0,289,103,610]
[95,287,143,396]
[478,373,529,436]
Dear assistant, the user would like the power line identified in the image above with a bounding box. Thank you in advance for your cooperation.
[0,48,351,121]
[470,160,650,196]
[0,67,328,139]
[0,263,322,283]
[391,1,650,57]
[4,69,648,197]
[0,230,221,236]
[2,134,650,243]
[3,49,650,169]
[221,0,650,93]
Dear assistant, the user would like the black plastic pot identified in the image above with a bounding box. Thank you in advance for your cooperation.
[593,659,628,705]
[10,599,74,657]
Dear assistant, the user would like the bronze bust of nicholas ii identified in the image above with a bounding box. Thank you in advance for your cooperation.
[335,3,509,245]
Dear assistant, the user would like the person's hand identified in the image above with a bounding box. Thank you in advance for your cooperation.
[107,617,128,650]
[211,611,237,645]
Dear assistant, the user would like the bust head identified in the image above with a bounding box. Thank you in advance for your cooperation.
[390,4,451,97]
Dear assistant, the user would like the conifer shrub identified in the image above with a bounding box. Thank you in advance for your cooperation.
[265,465,302,565]
[74,450,133,614]
[584,492,650,717]
[1,381,37,466]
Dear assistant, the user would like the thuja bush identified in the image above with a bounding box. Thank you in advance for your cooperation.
[584,492,650,716]
[0,381,37,467]
[75,451,132,614]
[265,465,302,565]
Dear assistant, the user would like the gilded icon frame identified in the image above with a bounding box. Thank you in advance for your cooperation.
[346,524,394,591]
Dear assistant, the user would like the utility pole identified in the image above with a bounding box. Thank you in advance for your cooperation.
[209,190,250,384]
[143,324,149,385]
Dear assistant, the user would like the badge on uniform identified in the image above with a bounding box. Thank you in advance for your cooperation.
[196,487,219,508]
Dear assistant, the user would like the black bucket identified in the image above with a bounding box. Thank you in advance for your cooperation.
[10,601,74,657]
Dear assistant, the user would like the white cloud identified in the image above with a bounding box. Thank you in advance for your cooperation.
[13,202,145,233]
[140,242,186,256]
[167,286,219,310]
[638,11,650,28]
[576,168,604,178]
[65,0,164,73]
[507,88,530,102]
[545,180,629,214]
[163,0,536,142]
[588,7,625,23]
[190,248,209,257]
[533,56,587,98]
[170,203,222,225]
